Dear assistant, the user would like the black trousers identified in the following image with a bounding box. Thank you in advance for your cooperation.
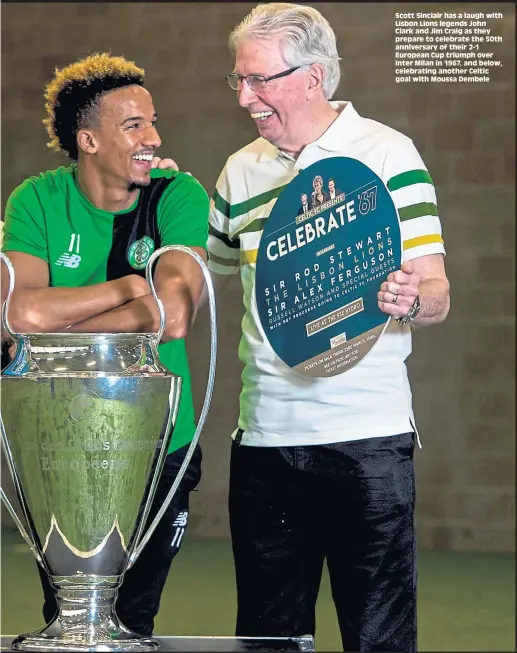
[37,443,202,636]
[229,432,417,652]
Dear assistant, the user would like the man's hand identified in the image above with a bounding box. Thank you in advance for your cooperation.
[151,157,191,175]
[377,260,420,319]
[151,157,179,171]
[8,340,17,361]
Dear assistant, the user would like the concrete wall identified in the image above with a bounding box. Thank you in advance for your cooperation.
[1,2,515,551]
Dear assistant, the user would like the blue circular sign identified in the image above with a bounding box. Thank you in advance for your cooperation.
[255,157,402,377]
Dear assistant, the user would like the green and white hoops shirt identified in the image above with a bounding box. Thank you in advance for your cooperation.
[208,101,445,447]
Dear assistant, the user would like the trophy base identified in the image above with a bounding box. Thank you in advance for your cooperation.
[11,630,159,652]
[9,581,160,652]
[10,620,160,652]
[3,636,315,652]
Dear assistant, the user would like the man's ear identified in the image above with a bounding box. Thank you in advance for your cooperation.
[307,63,325,97]
[77,129,98,155]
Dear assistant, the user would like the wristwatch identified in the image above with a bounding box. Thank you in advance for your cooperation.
[396,295,421,326]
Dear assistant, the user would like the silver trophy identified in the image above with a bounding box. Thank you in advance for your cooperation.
[0,247,217,652]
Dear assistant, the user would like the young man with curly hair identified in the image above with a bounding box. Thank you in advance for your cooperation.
[1,52,209,636]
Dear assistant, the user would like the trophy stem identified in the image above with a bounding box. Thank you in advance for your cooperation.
[12,578,160,652]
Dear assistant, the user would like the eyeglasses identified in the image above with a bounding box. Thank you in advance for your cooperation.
[226,66,300,92]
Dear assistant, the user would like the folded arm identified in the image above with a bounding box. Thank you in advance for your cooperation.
[68,247,207,341]
[1,251,148,340]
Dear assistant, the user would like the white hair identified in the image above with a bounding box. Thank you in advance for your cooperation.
[229,3,342,99]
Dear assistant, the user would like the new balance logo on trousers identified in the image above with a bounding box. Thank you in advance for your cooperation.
[171,510,188,548]
[55,233,82,268]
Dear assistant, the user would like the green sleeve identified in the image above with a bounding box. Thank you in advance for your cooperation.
[157,172,209,250]
[2,179,48,261]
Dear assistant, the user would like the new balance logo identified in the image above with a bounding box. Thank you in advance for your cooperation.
[173,511,188,528]
[55,233,82,268]
[171,510,188,548]
[55,253,82,268]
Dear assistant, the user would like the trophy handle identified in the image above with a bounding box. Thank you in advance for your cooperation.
[127,245,217,567]
[1,252,48,567]
[0,488,44,566]
[1,412,48,570]
[0,251,18,340]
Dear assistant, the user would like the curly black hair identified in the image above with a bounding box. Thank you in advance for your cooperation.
[43,53,145,160]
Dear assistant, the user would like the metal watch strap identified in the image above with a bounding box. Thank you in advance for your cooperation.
[396,295,421,326]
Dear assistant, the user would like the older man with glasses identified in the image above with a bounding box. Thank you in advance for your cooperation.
[208,3,450,651]
[226,65,301,91]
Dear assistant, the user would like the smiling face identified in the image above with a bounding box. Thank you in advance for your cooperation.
[80,85,161,187]
[328,179,335,193]
[301,193,308,205]
[234,37,313,154]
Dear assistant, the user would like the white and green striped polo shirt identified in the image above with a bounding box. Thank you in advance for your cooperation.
[208,101,445,447]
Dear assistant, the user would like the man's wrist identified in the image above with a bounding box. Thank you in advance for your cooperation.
[396,295,421,326]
